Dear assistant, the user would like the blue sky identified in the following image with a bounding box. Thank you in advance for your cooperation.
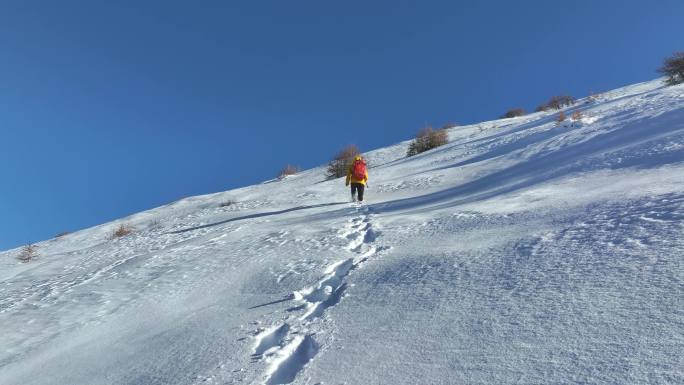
[1,0,683,250]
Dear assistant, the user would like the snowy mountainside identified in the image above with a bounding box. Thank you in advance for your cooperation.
[1,79,684,385]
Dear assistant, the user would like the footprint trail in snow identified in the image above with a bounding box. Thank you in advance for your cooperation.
[248,206,387,385]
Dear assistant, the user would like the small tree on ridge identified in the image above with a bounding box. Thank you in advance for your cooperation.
[658,51,684,86]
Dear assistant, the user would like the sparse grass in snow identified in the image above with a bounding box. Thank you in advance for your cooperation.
[219,200,237,208]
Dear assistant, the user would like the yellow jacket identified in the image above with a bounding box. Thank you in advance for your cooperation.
[345,157,368,186]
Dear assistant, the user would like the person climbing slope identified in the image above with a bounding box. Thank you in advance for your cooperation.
[346,155,368,202]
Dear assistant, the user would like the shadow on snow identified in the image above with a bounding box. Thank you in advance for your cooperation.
[167,202,348,234]
[375,108,684,215]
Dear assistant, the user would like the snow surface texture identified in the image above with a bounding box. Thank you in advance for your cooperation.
[2,79,683,384]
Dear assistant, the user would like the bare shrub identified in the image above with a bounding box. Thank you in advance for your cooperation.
[219,200,237,208]
[326,144,360,179]
[407,127,449,157]
[658,51,684,86]
[550,95,576,109]
[571,111,583,121]
[55,231,71,238]
[556,111,566,123]
[501,108,526,118]
[536,95,576,112]
[18,244,38,263]
[431,128,448,147]
[278,165,300,179]
[111,224,134,239]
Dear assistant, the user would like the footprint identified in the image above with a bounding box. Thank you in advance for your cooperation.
[301,282,348,321]
[252,323,290,360]
[363,228,377,243]
[294,258,354,304]
[292,257,357,321]
[346,222,375,251]
[264,335,319,385]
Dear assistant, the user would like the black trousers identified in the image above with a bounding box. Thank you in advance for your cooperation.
[351,182,365,201]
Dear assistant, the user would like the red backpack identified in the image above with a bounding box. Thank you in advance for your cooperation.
[352,159,366,180]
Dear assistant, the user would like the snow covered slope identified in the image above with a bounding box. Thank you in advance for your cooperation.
[2,79,683,385]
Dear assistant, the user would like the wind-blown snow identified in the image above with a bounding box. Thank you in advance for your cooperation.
[2,79,683,384]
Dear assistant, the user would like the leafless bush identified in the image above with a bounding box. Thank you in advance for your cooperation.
[111,224,134,239]
[278,165,300,179]
[501,108,526,118]
[571,111,583,121]
[658,51,684,86]
[407,127,449,157]
[326,144,360,179]
[536,95,576,112]
[18,244,38,263]
[55,231,71,238]
[556,111,566,123]
[432,128,448,146]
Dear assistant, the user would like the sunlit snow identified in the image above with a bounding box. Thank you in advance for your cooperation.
[2,79,683,384]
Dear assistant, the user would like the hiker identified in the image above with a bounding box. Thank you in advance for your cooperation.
[345,155,368,202]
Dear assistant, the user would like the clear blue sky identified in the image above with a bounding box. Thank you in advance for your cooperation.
[1,0,683,250]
